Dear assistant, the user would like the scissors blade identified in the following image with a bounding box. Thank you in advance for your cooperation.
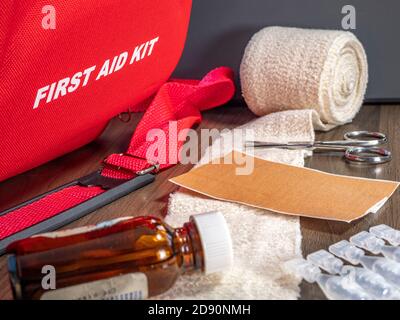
[315,140,381,148]
[245,141,314,149]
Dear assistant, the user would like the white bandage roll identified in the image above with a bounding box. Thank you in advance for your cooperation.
[240,26,368,129]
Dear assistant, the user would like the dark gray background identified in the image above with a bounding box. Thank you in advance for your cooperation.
[174,0,400,102]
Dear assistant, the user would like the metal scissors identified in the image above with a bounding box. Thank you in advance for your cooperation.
[245,131,392,165]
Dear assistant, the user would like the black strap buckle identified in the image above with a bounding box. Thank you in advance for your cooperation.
[77,161,159,190]
[78,171,129,190]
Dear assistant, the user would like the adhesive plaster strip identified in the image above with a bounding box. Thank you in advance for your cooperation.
[170,151,400,222]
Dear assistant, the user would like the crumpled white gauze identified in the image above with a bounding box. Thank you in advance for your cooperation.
[240,26,368,130]
[154,109,324,300]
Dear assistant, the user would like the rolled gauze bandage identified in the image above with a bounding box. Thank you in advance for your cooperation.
[240,26,368,128]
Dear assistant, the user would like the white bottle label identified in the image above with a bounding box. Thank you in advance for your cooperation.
[41,273,148,300]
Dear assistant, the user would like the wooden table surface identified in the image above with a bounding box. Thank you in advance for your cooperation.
[0,102,399,300]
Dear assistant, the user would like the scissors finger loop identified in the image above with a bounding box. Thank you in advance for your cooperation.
[345,147,392,165]
[343,131,387,147]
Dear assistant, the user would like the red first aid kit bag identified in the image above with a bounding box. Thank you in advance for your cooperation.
[0,1,236,253]
[0,0,192,182]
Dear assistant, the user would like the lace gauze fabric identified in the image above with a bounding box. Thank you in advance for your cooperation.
[153,109,322,300]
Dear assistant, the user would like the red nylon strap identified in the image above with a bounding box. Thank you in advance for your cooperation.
[103,67,235,179]
[0,67,235,241]
[0,186,105,241]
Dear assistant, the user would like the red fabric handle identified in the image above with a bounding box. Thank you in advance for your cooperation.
[103,67,235,179]
[0,67,235,241]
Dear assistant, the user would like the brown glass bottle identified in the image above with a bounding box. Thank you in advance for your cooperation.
[7,212,232,300]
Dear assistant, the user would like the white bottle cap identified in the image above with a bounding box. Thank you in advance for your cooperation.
[191,211,233,275]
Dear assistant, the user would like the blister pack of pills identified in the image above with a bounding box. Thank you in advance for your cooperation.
[285,225,400,300]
